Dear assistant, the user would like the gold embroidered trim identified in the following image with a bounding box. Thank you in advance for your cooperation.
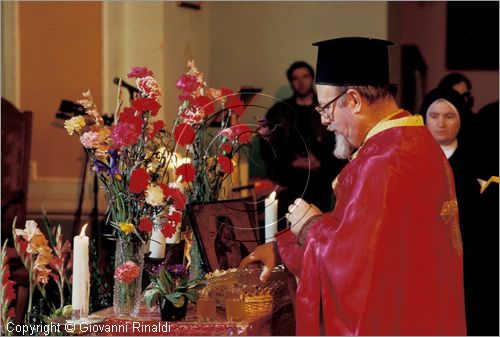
[443,158,463,257]
[365,113,424,142]
[349,111,424,161]
[440,199,458,219]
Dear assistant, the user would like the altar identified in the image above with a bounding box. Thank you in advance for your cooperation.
[87,297,295,336]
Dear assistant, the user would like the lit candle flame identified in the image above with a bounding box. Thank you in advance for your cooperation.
[79,223,88,237]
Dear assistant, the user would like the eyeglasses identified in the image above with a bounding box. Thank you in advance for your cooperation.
[315,91,346,118]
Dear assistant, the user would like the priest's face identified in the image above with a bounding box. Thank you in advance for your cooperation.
[425,100,461,146]
[316,84,355,159]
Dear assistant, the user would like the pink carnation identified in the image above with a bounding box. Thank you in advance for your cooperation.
[80,131,104,149]
[176,74,200,94]
[114,261,140,284]
[111,123,141,148]
[127,66,153,78]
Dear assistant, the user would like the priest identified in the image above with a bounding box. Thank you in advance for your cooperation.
[240,37,466,335]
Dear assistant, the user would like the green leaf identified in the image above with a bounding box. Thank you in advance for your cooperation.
[177,277,188,288]
[165,294,185,308]
[158,269,167,284]
[144,289,161,308]
[184,291,197,303]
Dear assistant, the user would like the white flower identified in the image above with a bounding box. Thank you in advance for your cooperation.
[145,184,164,206]
[15,220,42,241]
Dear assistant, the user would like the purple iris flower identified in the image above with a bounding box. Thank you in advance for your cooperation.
[92,150,120,176]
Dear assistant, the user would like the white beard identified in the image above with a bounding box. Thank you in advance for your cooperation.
[333,131,354,160]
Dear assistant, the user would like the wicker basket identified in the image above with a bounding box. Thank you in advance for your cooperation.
[204,267,288,312]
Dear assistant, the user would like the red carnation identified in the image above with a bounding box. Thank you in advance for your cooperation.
[127,66,153,78]
[138,218,153,233]
[225,95,244,116]
[117,107,143,132]
[149,120,165,138]
[218,155,233,174]
[161,222,177,239]
[118,107,139,123]
[129,168,150,193]
[163,186,187,210]
[195,96,215,116]
[132,98,161,116]
[221,87,233,97]
[233,124,253,144]
[221,142,233,153]
[175,163,196,183]
[174,123,196,147]
[168,211,182,225]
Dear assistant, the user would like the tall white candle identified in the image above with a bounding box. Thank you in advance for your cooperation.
[149,226,166,259]
[72,223,90,319]
[265,191,278,243]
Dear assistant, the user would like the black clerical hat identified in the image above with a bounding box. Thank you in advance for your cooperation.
[313,37,394,86]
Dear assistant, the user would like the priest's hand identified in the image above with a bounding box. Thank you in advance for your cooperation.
[239,242,281,283]
[286,198,322,236]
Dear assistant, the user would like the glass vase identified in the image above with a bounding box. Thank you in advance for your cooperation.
[113,238,145,317]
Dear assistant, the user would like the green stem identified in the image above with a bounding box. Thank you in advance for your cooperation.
[27,269,33,319]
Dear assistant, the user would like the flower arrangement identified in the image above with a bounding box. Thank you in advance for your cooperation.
[171,61,255,203]
[64,66,182,244]
[64,62,257,313]
[65,62,257,240]
[144,264,203,320]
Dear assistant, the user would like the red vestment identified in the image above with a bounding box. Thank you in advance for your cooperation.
[277,112,466,335]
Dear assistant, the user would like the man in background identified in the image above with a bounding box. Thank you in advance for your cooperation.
[260,61,345,231]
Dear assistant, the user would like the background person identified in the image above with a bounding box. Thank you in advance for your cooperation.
[420,87,499,336]
[260,61,345,230]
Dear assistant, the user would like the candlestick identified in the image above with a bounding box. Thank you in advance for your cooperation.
[264,191,278,243]
[72,223,90,320]
[149,226,166,259]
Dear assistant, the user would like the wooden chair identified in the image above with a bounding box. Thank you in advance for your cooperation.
[1,97,32,324]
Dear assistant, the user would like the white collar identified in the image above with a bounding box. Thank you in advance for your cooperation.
[440,139,458,159]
